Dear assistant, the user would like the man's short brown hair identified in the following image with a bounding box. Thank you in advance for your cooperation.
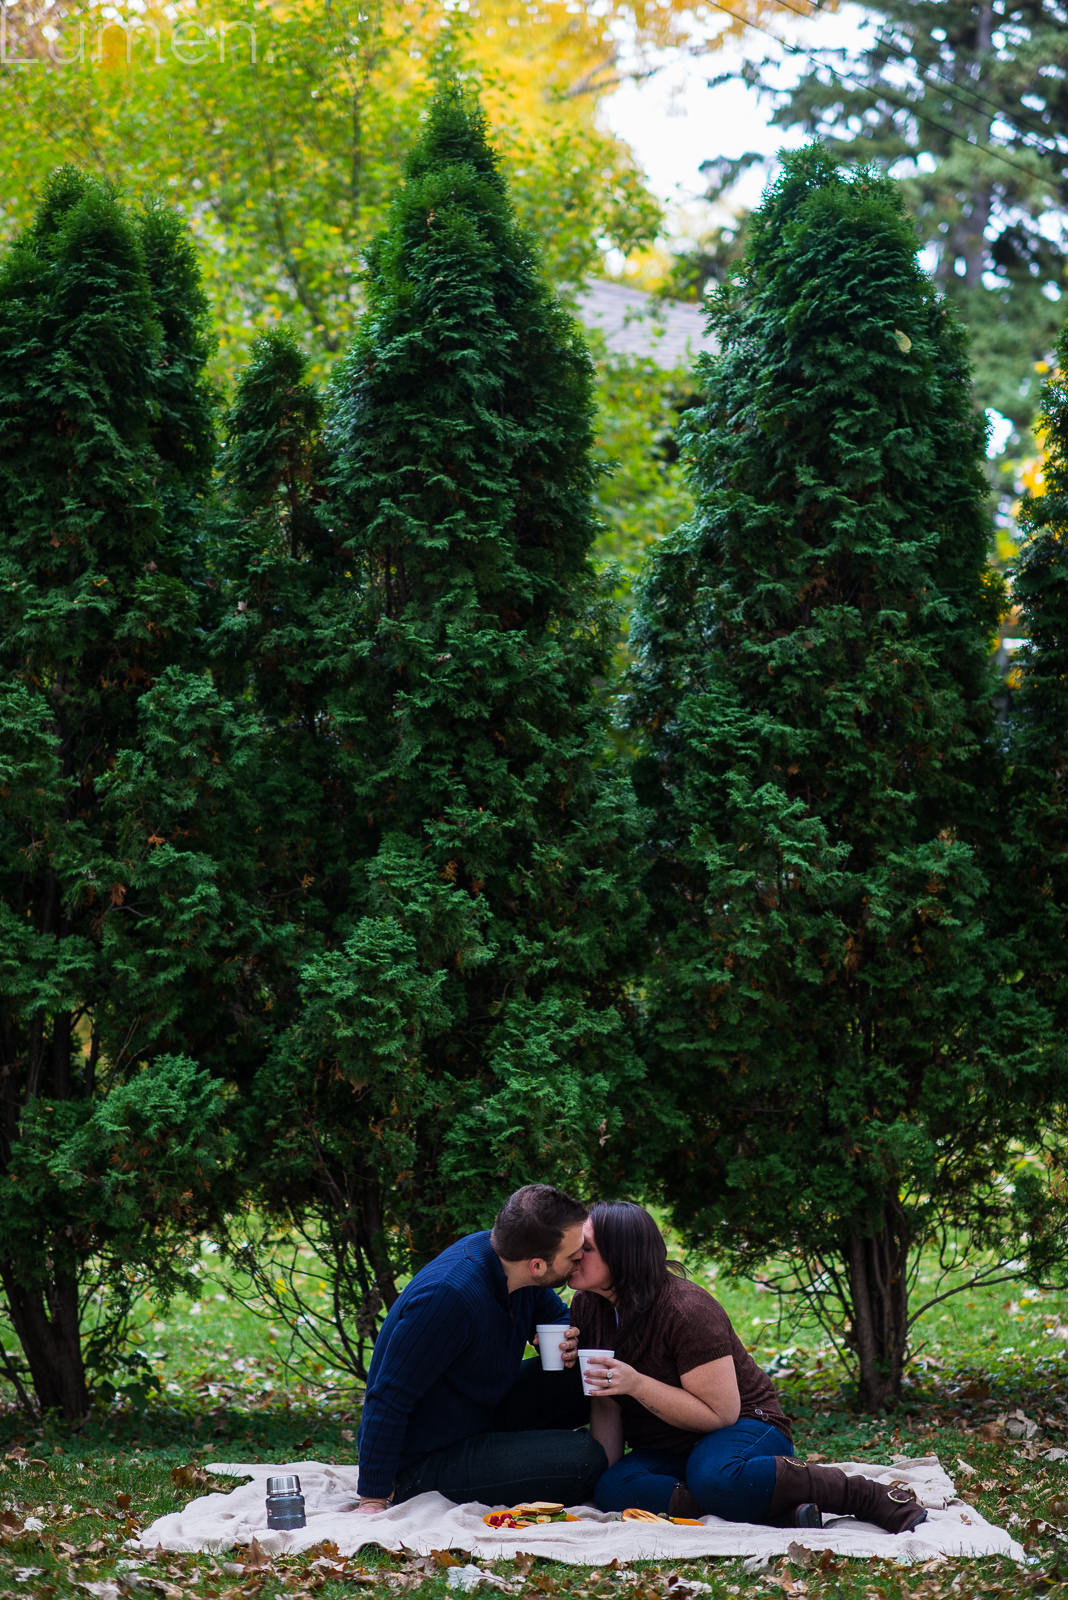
[490,1184,587,1262]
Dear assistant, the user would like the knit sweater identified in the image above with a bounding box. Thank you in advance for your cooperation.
[356,1231,570,1499]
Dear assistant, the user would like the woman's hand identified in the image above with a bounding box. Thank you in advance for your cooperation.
[586,1354,741,1433]
[583,1356,641,1396]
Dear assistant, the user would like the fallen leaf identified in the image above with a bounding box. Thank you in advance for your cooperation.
[240,1535,274,1571]
[665,1575,713,1597]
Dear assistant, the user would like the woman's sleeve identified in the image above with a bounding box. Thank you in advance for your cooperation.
[671,1290,736,1376]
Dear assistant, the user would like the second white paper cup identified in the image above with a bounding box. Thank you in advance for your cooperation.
[536,1323,568,1371]
[578,1347,614,1395]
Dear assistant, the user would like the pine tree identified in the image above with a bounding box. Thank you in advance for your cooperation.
[222,89,646,1370]
[704,0,1067,434]
[0,171,238,1417]
[629,147,1045,1410]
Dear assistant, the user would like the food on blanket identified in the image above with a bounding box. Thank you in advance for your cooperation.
[622,1507,704,1526]
[483,1502,580,1529]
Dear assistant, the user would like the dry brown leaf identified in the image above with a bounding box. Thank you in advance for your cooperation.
[239,1535,274,1571]
[308,1554,348,1575]
[133,1580,186,1600]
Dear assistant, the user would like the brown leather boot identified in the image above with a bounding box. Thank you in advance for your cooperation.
[767,1456,823,1528]
[770,1457,927,1535]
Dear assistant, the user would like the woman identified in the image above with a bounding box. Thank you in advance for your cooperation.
[568,1201,926,1533]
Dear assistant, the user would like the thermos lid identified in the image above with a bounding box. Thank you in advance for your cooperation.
[266,1475,302,1495]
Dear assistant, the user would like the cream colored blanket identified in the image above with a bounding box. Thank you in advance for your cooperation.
[133,1455,1025,1565]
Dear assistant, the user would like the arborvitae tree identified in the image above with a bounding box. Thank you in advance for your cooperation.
[1008,321,1068,1283]
[0,172,239,1417]
[701,0,1066,435]
[629,147,1046,1411]
[223,89,646,1372]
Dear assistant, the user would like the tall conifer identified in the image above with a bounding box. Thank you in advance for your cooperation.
[0,173,236,1416]
[1008,318,1068,1282]
[630,148,1042,1409]
[228,90,644,1360]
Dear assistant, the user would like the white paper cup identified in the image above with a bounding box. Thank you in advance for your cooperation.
[536,1323,568,1372]
[578,1347,614,1396]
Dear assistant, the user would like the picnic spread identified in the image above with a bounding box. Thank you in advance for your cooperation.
[132,1454,1026,1565]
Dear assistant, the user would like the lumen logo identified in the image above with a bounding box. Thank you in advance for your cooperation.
[0,7,257,65]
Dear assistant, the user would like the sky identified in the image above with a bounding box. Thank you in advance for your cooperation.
[600,4,1018,457]
[600,4,873,228]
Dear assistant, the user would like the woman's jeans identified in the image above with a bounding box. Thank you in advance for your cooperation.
[594,1419,793,1523]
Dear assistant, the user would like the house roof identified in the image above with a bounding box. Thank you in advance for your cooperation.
[573,279,712,370]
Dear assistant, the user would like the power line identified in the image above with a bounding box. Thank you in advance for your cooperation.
[701,0,1056,191]
[772,0,1067,159]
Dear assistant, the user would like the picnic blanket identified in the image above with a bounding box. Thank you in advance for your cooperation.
[133,1455,1026,1565]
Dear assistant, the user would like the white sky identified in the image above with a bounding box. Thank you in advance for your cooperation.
[600,5,1018,455]
[600,4,874,230]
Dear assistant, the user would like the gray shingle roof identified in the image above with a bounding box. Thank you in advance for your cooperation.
[574,280,712,370]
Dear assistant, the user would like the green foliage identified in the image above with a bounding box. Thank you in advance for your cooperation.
[590,350,697,613]
[700,0,1067,438]
[1007,312,1068,1285]
[628,146,1049,1410]
[0,169,239,1418]
[221,89,646,1367]
[0,0,662,386]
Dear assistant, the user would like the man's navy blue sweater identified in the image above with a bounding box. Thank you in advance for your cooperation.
[356,1231,570,1499]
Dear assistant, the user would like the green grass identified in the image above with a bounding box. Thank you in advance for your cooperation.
[2,1248,1068,1600]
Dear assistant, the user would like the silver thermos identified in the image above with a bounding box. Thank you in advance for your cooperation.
[265,1473,307,1529]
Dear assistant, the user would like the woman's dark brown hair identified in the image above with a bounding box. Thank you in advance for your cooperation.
[588,1200,684,1321]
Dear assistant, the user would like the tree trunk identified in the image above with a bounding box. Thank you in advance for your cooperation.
[0,1261,89,1420]
[846,1214,910,1411]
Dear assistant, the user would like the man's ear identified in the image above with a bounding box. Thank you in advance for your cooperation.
[528,1257,548,1281]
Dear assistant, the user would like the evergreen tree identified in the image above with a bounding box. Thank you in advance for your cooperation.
[629,147,1045,1410]
[0,172,240,1417]
[1008,319,1068,1284]
[222,89,646,1373]
[704,0,1067,434]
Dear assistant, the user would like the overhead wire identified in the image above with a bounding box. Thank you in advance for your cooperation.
[700,0,1058,189]
[770,0,1067,158]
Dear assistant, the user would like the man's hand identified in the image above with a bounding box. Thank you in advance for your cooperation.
[561,1325,580,1368]
[356,1497,389,1514]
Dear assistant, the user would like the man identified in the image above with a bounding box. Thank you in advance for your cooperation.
[356,1184,605,1511]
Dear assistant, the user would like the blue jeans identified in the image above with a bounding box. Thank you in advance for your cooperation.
[594,1419,793,1524]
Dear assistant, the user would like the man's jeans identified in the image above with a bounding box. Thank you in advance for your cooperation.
[393,1357,605,1507]
[593,1418,793,1522]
